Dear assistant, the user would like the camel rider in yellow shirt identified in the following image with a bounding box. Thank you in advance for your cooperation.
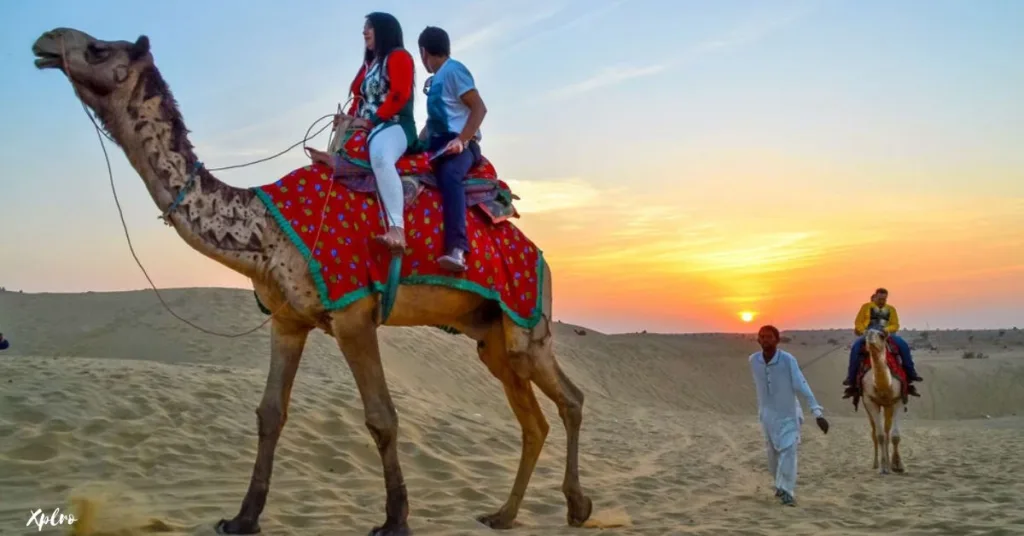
[843,288,923,399]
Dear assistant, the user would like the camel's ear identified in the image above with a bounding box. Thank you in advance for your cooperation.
[129,35,150,61]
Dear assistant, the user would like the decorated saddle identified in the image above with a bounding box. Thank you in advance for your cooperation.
[251,130,544,329]
[329,128,519,224]
[856,338,909,399]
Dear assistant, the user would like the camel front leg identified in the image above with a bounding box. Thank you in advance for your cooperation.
[865,401,879,470]
[475,329,550,529]
[217,318,310,535]
[335,325,409,536]
[880,405,895,474]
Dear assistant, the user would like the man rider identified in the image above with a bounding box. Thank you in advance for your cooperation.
[843,288,923,398]
[415,26,488,273]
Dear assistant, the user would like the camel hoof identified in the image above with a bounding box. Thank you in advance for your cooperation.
[567,495,593,527]
[215,518,261,535]
[476,511,517,530]
[368,522,411,536]
[893,465,906,474]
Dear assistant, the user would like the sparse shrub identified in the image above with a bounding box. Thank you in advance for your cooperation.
[962,351,990,360]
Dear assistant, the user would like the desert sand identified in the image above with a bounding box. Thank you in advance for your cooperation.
[1,287,1023,535]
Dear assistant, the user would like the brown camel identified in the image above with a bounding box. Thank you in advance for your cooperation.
[31,27,592,535]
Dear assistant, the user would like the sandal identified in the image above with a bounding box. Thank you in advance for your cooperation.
[374,226,406,253]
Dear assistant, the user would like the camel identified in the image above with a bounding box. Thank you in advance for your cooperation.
[31,27,592,535]
[860,327,906,475]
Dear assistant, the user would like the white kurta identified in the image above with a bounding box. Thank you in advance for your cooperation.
[749,349,824,498]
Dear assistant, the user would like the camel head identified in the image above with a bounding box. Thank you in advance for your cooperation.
[32,28,152,128]
[865,327,888,357]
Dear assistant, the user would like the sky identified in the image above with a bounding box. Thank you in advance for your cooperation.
[1,0,1022,334]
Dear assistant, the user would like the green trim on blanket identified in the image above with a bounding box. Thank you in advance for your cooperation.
[252,186,544,329]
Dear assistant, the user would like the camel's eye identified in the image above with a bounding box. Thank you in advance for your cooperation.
[86,43,112,63]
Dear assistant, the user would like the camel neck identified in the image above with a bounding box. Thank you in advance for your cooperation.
[102,65,269,276]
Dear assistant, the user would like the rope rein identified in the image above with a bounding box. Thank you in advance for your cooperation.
[62,38,351,338]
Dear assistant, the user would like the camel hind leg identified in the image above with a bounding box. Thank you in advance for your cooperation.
[503,309,592,527]
[474,322,550,529]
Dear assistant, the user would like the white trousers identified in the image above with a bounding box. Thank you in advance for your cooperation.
[367,123,407,228]
[766,437,799,497]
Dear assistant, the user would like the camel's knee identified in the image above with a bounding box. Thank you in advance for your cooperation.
[364,404,399,450]
[255,402,285,440]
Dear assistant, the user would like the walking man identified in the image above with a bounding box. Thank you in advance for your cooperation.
[749,325,829,506]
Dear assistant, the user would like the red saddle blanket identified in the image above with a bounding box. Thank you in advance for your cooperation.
[856,339,908,397]
[251,164,544,329]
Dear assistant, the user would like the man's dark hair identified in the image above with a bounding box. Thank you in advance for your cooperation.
[759,325,780,339]
[875,287,888,295]
[418,26,451,57]
[364,12,405,63]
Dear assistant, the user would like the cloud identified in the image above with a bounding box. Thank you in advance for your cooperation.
[546,63,669,100]
[504,177,604,214]
[502,0,634,54]
[544,3,817,100]
[451,3,567,56]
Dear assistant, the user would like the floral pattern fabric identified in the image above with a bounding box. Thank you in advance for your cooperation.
[252,165,544,328]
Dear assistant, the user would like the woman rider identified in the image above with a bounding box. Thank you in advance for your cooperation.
[312,12,418,252]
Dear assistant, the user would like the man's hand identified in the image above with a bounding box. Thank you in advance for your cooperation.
[443,137,465,155]
[816,416,830,434]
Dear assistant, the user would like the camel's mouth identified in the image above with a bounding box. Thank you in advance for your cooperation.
[34,52,63,70]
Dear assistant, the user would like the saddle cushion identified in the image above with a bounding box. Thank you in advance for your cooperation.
[252,164,544,328]
[856,338,909,398]
[329,128,517,224]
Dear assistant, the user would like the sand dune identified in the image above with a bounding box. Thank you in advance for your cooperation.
[2,288,1023,535]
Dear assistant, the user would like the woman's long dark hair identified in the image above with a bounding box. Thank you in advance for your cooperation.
[364,12,405,64]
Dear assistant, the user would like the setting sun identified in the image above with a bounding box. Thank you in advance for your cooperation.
[739,311,756,323]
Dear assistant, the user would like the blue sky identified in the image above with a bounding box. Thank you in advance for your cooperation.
[1,0,1022,332]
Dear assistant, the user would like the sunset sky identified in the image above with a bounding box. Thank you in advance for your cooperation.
[1,0,1021,333]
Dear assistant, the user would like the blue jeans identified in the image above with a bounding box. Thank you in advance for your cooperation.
[847,334,916,382]
[428,133,480,254]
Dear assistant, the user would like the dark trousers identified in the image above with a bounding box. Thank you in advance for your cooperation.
[428,133,480,253]
[847,334,916,382]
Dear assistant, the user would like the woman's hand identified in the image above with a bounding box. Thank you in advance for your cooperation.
[306,147,331,166]
[334,114,370,129]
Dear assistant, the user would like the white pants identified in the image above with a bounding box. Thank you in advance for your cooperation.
[367,123,407,228]
[766,437,799,497]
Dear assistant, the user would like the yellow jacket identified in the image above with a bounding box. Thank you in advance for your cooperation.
[854,302,900,336]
